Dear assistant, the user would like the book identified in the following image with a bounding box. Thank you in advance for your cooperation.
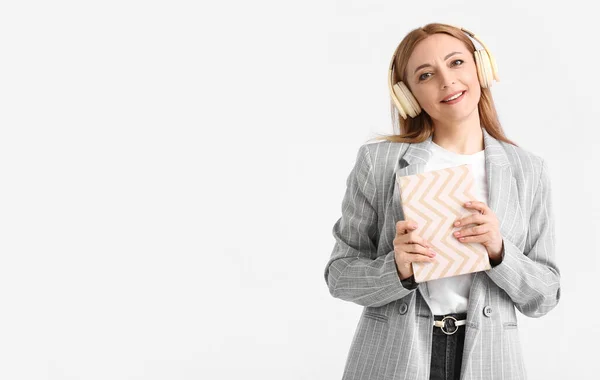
[396,164,491,282]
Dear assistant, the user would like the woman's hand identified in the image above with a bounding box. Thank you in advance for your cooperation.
[393,220,437,280]
[452,201,504,264]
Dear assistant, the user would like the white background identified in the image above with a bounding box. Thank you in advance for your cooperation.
[1,0,598,379]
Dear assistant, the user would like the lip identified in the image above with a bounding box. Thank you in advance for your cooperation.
[441,90,466,104]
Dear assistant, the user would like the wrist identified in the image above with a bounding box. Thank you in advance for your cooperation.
[489,241,505,267]
[395,260,411,280]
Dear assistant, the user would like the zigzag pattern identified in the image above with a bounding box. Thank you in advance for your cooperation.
[397,164,491,282]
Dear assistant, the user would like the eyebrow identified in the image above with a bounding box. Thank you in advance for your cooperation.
[413,51,463,74]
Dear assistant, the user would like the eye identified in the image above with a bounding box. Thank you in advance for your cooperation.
[451,59,464,66]
[418,72,432,81]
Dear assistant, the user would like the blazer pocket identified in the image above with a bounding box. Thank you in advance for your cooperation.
[363,311,389,323]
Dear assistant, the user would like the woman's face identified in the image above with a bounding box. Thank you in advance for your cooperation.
[405,33,481,125]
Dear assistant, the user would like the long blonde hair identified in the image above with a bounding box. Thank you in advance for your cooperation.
[373,23,516,146]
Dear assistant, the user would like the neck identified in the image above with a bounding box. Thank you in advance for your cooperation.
[431,111,484,154]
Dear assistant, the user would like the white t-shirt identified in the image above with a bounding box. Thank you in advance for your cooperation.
[423,141,489,315]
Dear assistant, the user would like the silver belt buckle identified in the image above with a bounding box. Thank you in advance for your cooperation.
[441,316,458,335]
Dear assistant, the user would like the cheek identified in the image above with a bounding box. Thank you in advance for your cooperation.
[465,65,481,88]
[470,73,480,88]
[412,85,438,109]
[468,79,482,103]
[461,67,481,102]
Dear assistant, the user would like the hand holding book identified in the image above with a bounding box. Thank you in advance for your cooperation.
[452,200,504,266]
[392,219,437,281]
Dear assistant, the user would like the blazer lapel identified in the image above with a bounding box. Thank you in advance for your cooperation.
[469,128,508,309]
[391,136,433,229]
[482,128,517,240]
[395,137,433,178]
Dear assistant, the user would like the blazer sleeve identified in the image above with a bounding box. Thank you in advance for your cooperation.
[324,145,417,308]
[486,158,561,317]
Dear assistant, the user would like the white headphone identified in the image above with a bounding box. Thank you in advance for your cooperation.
[388,27,499,120]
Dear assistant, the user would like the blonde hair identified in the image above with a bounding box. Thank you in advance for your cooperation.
[373,23,516,146]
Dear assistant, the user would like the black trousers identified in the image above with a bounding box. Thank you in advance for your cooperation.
[429,313,467,380]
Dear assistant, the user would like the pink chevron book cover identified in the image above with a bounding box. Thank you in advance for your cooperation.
[396,164,491,283]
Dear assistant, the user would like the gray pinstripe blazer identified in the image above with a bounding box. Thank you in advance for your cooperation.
[324,128,560,380]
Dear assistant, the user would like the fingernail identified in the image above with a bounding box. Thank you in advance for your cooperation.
[465,201,471,206]
[411,224,418,229]
[454,231,460,237]
[454,221,460,226]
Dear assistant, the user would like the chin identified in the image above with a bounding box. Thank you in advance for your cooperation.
[430,107,478,125]
[449,101,479,120]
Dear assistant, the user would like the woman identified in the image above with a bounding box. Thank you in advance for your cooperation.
[324,23,560,380]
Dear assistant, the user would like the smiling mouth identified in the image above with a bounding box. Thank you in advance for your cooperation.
[441,91,466,103]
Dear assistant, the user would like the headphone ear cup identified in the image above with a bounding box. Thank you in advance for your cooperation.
[393,82,421,118]
[475,49,494,88]
[489,53,499,82]
[391,83,408,119]
[474,50,486,88]
[398,82,422,117]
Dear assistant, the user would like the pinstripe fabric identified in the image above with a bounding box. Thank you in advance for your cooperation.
[324,128,560,380]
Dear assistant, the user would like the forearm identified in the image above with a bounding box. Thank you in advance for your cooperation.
[486,238,560,317]
[325,249,417,307]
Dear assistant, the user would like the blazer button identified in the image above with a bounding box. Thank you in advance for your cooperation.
[483,306,493,317]
[399,302,408,315]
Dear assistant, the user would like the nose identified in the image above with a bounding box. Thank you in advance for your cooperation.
[438,67,456,89]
